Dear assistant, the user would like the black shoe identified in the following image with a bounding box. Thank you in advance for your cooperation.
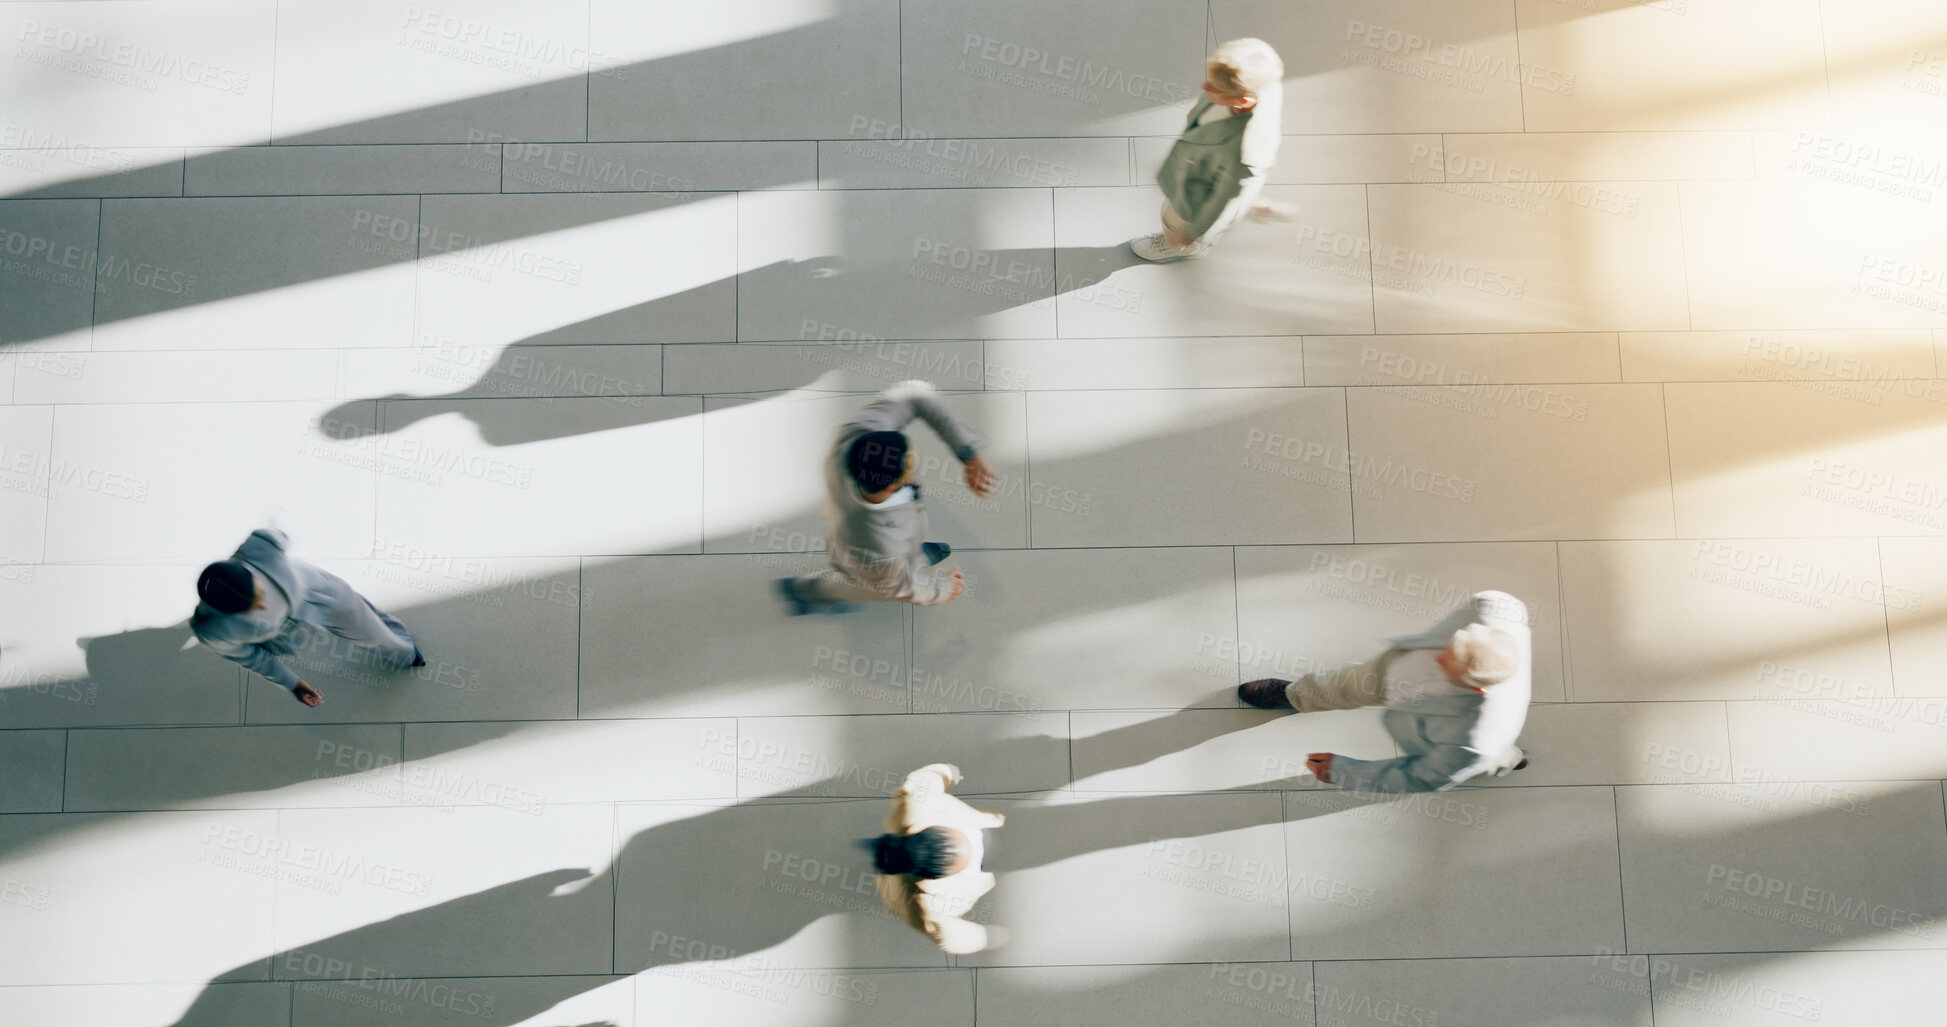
[1514,757,1529,771]
[921,541,951,566]
[1238,679,1294,709]
[408,648,426,668]
[776,578,811,616]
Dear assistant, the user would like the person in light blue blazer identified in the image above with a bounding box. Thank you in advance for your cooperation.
[1239,590,1532,793]
[190,528,422,707]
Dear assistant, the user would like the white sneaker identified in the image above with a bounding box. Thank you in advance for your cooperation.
[1131,232,1208,263]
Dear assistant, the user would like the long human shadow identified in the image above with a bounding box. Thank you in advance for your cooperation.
[159,711,1289,1026]
[317,245,1141,446]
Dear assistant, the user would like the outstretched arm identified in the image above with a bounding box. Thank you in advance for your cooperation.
[843,381,987,492]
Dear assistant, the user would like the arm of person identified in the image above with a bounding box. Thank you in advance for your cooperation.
[920,875,997,953]
[842,380,985,471]
[1178,164,1260,242]
[1323,744,1488,795]
[201,634,303,692]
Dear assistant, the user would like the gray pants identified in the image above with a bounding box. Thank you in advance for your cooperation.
[1282,650,1394,712]
[296,570,418,668]
[791,567,895,604]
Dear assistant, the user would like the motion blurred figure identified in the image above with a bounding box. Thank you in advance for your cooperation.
[1239,590,1532,792]
[778,380,993,612]
[868,763,1007,953]
[192,528,423,707]
[1132,37,1287,262]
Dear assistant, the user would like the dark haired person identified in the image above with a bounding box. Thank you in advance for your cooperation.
[190,528,423,707]
[869,763,1007,953]
[778,380,993,612]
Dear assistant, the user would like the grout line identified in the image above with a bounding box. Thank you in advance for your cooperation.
[267,0,281,146]
[611,801,620,974]
[1230,546,1242,686]
[1337,386,1356,541]
[1673,183,1695,330]
[1554,540,1573,702]
[1509,0,1527,133]
[576,557,585,718]
[58,728,69,812]
[584,0,592,144]
[1359,184,1377,332]
[1278,790,1294,962]
[1656,383,1679,537]
[1874,537,1899,694]
[1813,0,1837,127]
[897,0,904,135]
[1611,785,1629,954]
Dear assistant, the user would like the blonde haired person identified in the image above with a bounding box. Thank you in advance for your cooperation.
[867,764,1008,953]
[1133,37,1286,262]
[1238,591,1534,793]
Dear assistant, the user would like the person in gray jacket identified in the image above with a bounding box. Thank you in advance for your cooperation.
[778,380,993,611]
[1239,590,1532,793]
[1132,37,1285,262]
[191,528,422,707]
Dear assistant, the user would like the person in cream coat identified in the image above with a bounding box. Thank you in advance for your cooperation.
[868,763,1007,953]
[1239,590,1533,793]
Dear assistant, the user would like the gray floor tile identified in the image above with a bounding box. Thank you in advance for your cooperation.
[184,143,501,195]
[1617,781,1947,953]
[342,343,661,407]
[1621,328,1935,383]
[580,554,907,718]
[821,137,1128,189]
[0,810,280,985]
[1346,384,1675,542]
[1467,701,1732,790]
[901,0,1206,137]
[64,724,401,812]
[590,0,900,141]
[0,405,51,563]
[402,719,739,806]
[370,396,703,558]
[0,983,290,1027]
[1559,540,1896,702]
[13,349,341,405]
[635,968,968,1026]
[269,804,617,980]
[977,962,1316,1026]
[416,192,738,347]
[44,401,377,563]
[1882,536,1947,697]
[737,188,1058,341]
[271,0,586,144]
[1650,951,1947,1027]
[1306,332,1622,387]
[988,337,1307,392]
[90,196,419,351]
[0,729,64,813]
[665,341,987,395]
[0,564,243,729]
[1285,785,1625,960]
[731,712,1070,798]
[504,140,818,193]
[1026,388,1354,547]
[0,2,275,148]
[1312,955,1654,1027]
[0,198,98,349]
[911,547,1243,711]
[292,975,634,1027]
[0,148,185,201]
[1727,697,1947,783]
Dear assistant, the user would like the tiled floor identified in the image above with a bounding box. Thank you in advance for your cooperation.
[4,1,1947,1024]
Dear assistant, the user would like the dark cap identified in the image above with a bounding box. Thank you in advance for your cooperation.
[197,561,255,615]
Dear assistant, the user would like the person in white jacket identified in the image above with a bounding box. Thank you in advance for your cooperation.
[1239,591,1533,793]
[1132,37,1285,262]
[868,764,1007,953]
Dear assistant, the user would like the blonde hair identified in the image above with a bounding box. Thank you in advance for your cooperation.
[1448,624,1519,688]
[1207,38,1284,99]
